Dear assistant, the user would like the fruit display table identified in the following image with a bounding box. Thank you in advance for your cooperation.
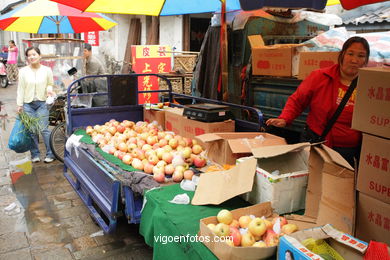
[139,184,250,260]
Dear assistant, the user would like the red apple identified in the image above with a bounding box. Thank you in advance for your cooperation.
[162,152,173,164]
[229,219,240,229]
[193,156,206,168]
[122,154,132,165]
[263,229,279,247]
[116,124,125,133]
[272,217,288,227]
[143,163,154,174]
[153,171,165,183]
[229,227,241,246]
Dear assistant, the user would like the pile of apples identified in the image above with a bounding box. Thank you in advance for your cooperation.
[207,209,298,247]
[85,119,207,183]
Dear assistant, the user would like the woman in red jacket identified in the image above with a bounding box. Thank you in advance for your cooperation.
[266,36,370,166]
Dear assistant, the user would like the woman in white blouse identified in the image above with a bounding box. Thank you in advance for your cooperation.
[16,46,56,163]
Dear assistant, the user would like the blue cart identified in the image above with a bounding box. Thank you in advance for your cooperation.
[64,73,264,233]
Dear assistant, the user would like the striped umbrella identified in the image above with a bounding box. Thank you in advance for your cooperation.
[49,0,241,16]
[0,0,117,34]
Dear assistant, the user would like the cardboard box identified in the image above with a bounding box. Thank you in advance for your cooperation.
[192,158,258,205]
[195,132,287,165]
[240,143,310,214]
[357,134,390,204]
[164,107,235,139]
[143,108,165,129]
[355,192,390,245]
[297,51,339,80]
[199,202,316,260]
[279,224,368,260]
[352,67,390,139]
[290,145,356,234]
[249,35,301,77]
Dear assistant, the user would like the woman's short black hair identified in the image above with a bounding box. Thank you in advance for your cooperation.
[25,46,41,57]
[9,40,15,45]
[338,36,370,65]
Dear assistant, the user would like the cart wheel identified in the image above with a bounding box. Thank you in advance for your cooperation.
[0,76,8,88]
[50,122,66,163]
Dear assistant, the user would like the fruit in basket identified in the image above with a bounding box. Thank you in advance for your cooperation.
[263,230,279,247]
[238,215,252,228]
[262,218,273,230]
[229,227,242,246]
[281,224,298,235]
[252,241,266,247]
[225,240,234,247]
[217,209,233,225]
[207,223,216,232]
[214,223,230,237]
[248,218,267,237]
[229,219,240,229]
[241,232,255,247]
[272,216,288,227]
[181,147,192,159]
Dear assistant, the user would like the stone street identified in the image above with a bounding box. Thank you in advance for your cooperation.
[0,83,153,259]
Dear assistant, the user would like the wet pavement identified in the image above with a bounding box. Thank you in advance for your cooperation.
[0,83,153,259]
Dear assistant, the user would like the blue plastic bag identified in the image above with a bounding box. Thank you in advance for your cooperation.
[8,117,34,153]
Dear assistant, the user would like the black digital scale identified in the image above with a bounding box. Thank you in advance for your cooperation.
[183,103,233,122]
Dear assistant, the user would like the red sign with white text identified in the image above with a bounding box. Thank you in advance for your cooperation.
[131,45,171,104]
[85,31,99,46]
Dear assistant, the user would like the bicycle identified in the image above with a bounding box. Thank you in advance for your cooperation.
[49,94,66,162]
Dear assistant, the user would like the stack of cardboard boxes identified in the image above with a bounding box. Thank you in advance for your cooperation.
[352,67,390,245]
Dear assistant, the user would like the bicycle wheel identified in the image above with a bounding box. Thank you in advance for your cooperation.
[0,76,8,88]
[50,122,66,163]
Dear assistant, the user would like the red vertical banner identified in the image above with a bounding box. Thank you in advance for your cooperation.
[84,31,99,46]
[131,45,172,104]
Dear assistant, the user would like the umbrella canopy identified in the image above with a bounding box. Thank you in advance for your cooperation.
[49,0,241,16]
[0,0,117,34]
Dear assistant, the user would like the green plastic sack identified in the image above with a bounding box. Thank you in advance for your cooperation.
[8,117,34,153]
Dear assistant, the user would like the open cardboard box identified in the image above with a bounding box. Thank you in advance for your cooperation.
[278,224,368,260]
[196,132,286,165]
[193,143,356,236]
[288,144,356,235]
[199,202,317,260]
[240,143,310,214]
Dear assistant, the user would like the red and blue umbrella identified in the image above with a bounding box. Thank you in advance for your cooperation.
[0,0,117,34]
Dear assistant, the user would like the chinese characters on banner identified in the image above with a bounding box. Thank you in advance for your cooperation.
[84,31,99,46]
[131,45,171,104]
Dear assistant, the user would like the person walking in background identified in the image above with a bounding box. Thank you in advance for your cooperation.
[16,46,56,163]
[7,40,18,84]
[266,36,370,166]
[82,43,107,106]
[83,43,105,76]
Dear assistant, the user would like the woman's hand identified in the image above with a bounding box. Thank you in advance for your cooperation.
[17,106,23,113]
[266,118,287,128]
